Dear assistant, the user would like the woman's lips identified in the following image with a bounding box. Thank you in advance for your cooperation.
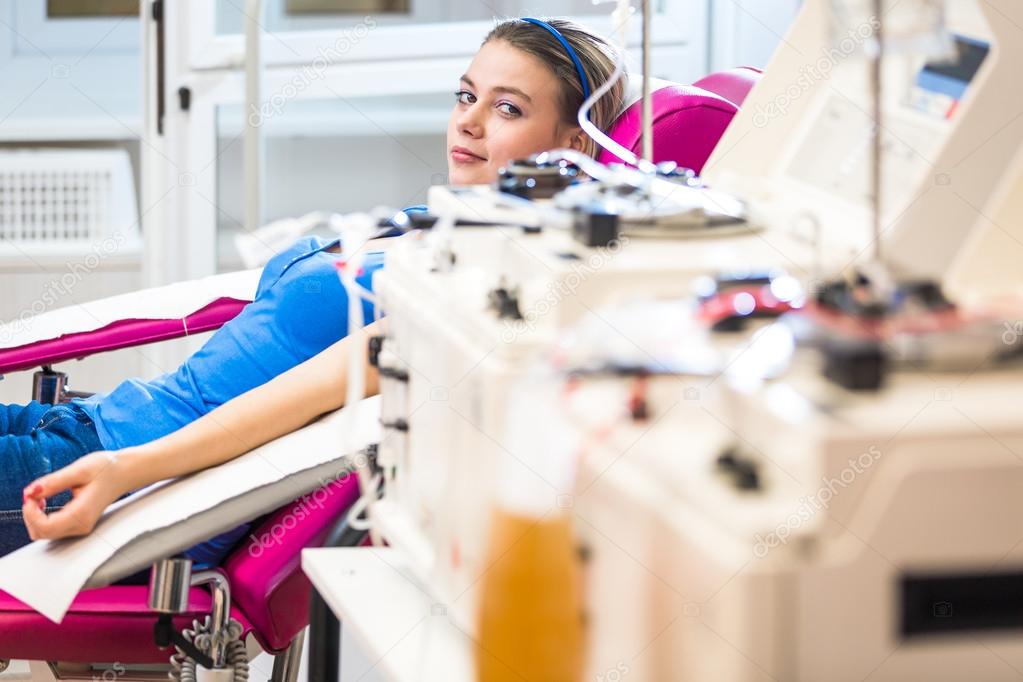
[450,146,486,164]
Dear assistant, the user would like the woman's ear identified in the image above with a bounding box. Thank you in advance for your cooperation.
[569,130,588,152]
[558,126,587,152]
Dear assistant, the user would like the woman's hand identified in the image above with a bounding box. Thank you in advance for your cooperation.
[21,451,130,541]
[17,323,380,544]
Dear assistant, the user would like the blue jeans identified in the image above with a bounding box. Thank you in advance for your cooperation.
[0,401,251,566]
[0,401,101,557]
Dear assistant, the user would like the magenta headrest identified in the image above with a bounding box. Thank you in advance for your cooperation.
[693,66,762,108]
[599,84,738,174]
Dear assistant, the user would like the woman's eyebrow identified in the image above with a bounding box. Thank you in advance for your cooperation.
[459,75,532,103]
[493,86,532,103]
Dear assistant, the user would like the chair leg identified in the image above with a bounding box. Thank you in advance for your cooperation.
[270,629,305,682]
[308,496,370,682]
[308,590,341,682]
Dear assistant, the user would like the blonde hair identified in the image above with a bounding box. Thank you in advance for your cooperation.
[484,18,626,158]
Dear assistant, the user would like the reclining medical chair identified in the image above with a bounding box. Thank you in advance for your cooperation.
[0,67,760,681]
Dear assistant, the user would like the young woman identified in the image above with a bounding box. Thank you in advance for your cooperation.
[14,17,626,552]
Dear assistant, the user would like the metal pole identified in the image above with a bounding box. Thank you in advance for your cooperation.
[271,629,306,682]
[309,591,342,682]
[308,508,371,682]
[870,0,884,264]
[641,0,653,163]
[244,0,265,236]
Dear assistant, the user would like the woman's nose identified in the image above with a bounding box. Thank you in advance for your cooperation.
[456,103,485,139]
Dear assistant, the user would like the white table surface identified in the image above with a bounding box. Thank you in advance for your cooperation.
[302,547,475,682]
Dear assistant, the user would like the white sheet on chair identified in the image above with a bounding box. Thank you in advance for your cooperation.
[0,396,380,623]
[0,268,262,351]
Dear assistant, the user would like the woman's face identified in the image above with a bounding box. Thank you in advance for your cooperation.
[446,39,582,185]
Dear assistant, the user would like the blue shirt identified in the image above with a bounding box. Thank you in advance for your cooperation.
[74,237,384,565]
[78,236,383,451]
[76,206,424,566]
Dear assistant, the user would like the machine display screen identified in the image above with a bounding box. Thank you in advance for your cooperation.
[909,35,990,120]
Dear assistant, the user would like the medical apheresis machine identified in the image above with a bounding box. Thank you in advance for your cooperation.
[346,0,1023,680]
[2,0,1022,680]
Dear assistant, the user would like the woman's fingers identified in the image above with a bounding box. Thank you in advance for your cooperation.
[20,452,123,541]
[22,451,116,503]
[23,462,88,503]
[23,491,98,540]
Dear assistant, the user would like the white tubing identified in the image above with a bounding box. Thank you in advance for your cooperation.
[577,0,658,173]
[336,213,384,546]
[579,55,648,170]
[338,214,376,410]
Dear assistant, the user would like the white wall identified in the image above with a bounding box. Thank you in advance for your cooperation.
[0,2,148,403]
[709,0,803,71]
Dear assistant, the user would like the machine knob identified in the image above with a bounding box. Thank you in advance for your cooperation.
[488,287,524,320]
[368,336,385,368]
[496,156,579,200]
[716,448,762,491]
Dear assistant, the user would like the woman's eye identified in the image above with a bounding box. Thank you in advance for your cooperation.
[497,102,522,117]
[455,90,476,105]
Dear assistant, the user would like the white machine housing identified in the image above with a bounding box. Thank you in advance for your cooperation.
[704,0,1023,302]
[374,216,1023,679]
[372,223,752,627]
[577,357,1023,681]
[369,0,1023,678]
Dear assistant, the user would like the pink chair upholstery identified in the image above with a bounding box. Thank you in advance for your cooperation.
[694,66,762,108]
[0,298,249,375]
[599,68,762,173]
[0,67,759,670]
[0,474,361,663]
[222,474,362,654]
[598,69,761,173]
[0,587,251,664]
[598,85,737,173]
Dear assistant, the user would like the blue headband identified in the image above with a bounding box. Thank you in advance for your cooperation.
[521,17,591,102]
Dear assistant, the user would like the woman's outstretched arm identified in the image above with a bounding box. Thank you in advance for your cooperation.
[22,319,383,541]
